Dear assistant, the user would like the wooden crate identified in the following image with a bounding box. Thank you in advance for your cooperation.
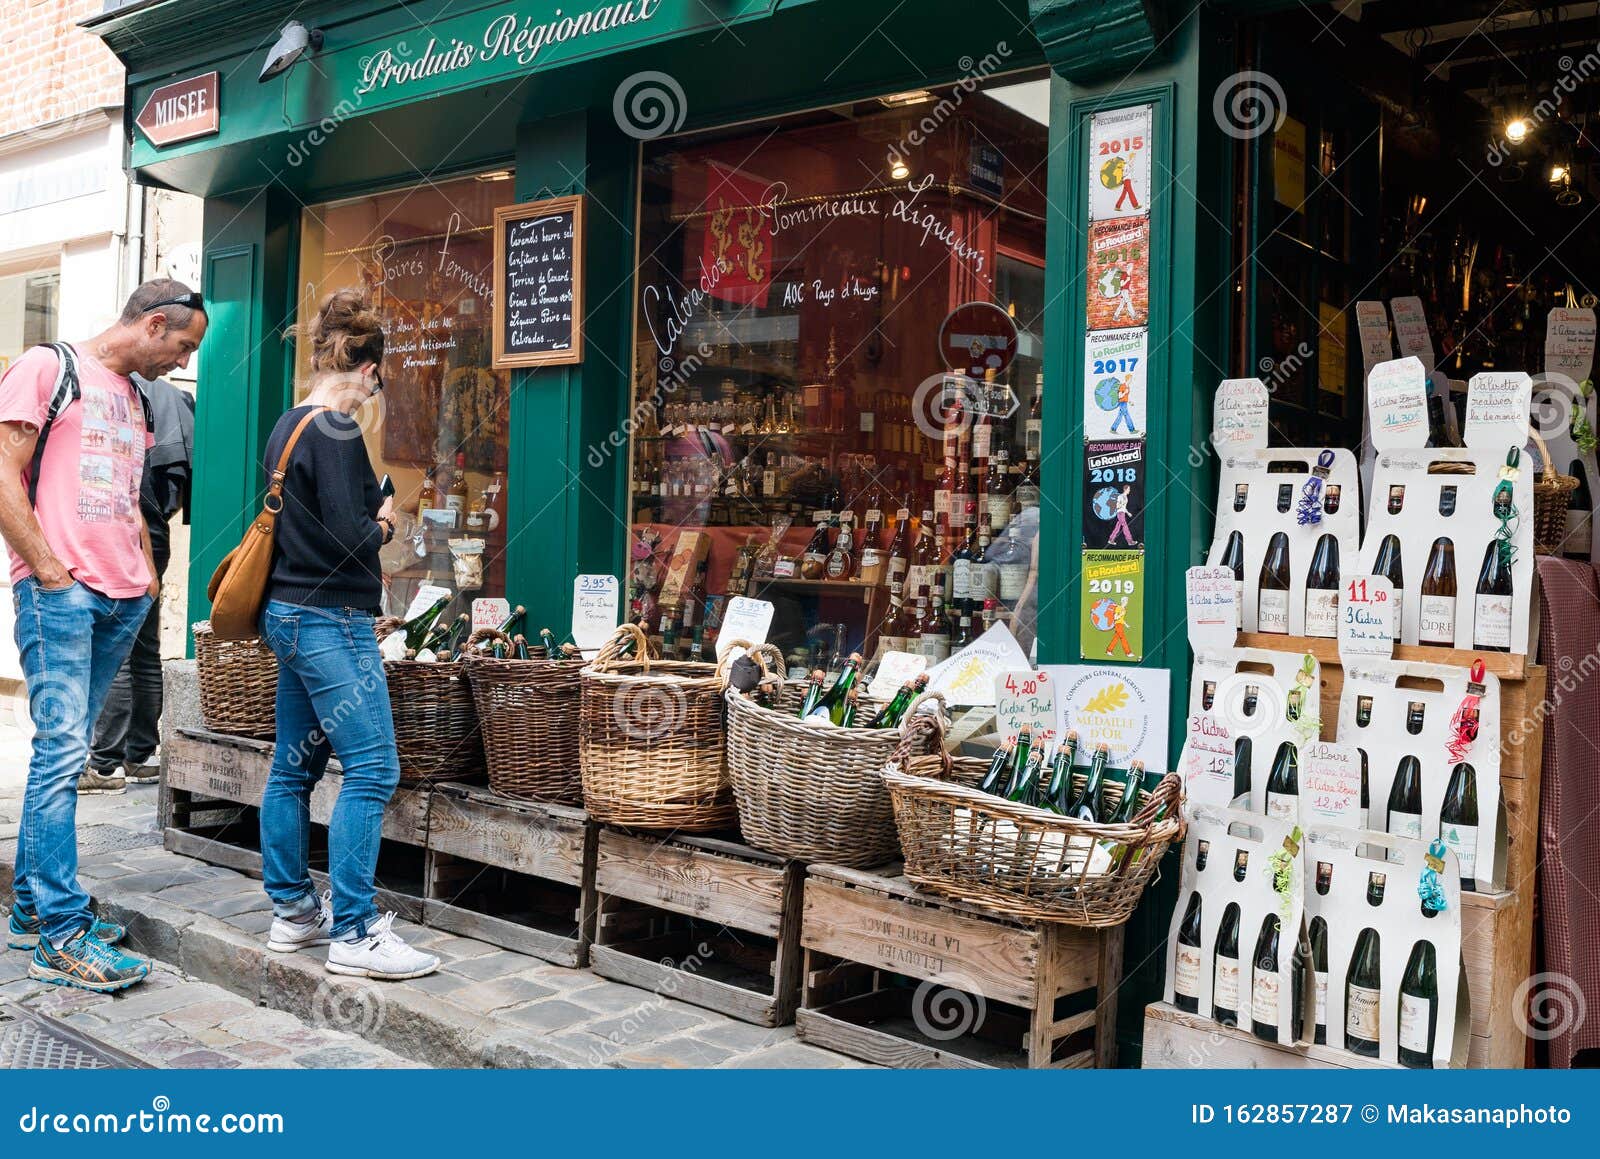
[422,783,596,967]
[1141,1001,1398,1069]
[1233,635,1542,1068]
[797,863,1121,1068]
[590,827,803,1027]
[161,728,430,921]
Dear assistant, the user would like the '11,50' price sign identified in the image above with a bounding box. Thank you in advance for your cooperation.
[1337,573,1394,661]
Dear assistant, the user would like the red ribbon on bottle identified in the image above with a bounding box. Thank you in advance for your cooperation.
[1446,659,1486,764]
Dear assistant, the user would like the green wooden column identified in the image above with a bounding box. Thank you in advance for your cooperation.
[505,110,636,633]
[187,188,297,641]
[1033,2,1236,1063]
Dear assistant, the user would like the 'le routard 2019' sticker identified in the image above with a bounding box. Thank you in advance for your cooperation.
[1080,549,1144,662]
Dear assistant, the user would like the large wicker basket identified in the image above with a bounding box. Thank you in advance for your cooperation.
[193,621,277,739]
[1530,430,1580,556]
[375,617,484,785]
[579,623,733,831]
[466,630,584,804]
[883,718,1185,927]
[726,662,939,867]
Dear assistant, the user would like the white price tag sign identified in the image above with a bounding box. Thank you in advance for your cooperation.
[994,669,1057,748]
[571,575,621,654]
[1391,296,1435,372]
[1367,356,1429,450]
[1463,371,1532,449]
[1546,307,1597,383]
[1186,565,1237,654]
[471,597,510,633]
[402,583,451,622]
[1337,574,1394,661]
[1180,712,1234,807]
[1213,378,1270,452]
[1355,301,1392,372]
[1300,740,1362,827]
[868,651,927,700]
[716,596,775,660]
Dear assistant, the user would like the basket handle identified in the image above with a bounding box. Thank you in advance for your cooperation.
[374,615,403,643]
[1528,428,1555,479]
[716,640,786,690]
[889,700,952,777]
[591,621,655,670]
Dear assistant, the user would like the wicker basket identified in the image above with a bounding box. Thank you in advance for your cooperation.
[465,629,584,803]
[192,621,278,739]
[1529,430,1579,556]
[725,657,938,867]
[579,623,733,831]
[882,718,1185,927]
[375,616,484,785]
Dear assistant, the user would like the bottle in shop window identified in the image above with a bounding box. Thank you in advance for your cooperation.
[1387,755,1424,839]
[1219,530,1245,630]
[1309,916,1329,1045]
[1016,454,1040,509]
[1566,460,1593,560]
[997,524,1030,601]
[1173,892,1203,1014]
[799,518,831,580]
[1265,740,1299,822]
[857,507,888,583]
[877,582,909,654]
[1345,928,1382,1057]
[907,510,939,596]
[824,515,855,580]
[1441,762,1480,892]
[1212,902,1242,1026]
[972,518,999,604]
[1372,533,1405,631]
[887,507,912,589]
[986,449,1014,529]
[1418,537,1457,646]
[1257,531,1291,634]
[1304,533,1340,638]
[1044,730,1080,812]
[949,523,978,615]
[1472,539,1513,652]
[418,471,439,514]
[1025,375,1043,459]
[1397,939,1438,1068]
[1233,736,1253,807]
[981,596,999,634]
[1251,914,1298,1044]
[934,459,956,530]
[953,609,976,649]
[919,589,951,662]
[448,452,469,514]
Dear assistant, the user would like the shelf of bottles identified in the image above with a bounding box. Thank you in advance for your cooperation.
[627,346,1043,676]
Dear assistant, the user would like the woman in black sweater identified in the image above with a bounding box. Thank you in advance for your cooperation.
[256,288,437,981]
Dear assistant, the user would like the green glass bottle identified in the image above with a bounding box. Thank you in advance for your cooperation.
[1345,927,1382,1057]
[1003,726,1034,798]
[1006,742,1046,806]
[539,627,559,658]
[1397,939,1438,1068]
[798,669,826,720]
[1110,761,1147,823]
[837,688,861,728]
[1233,736,1253,807]
[1440,762,1480,892]
[444,614,470,656]
[868,673,927,728]
[1387,755,1424,839]
[1071,743,1110,821]
[1044,730,1081,812]
[401,594,451,651]
[978,738,1017,796]
[512,634,531,660]
[809,653,864,725]
[497,604,528,637]
[1251,914,1301,1044]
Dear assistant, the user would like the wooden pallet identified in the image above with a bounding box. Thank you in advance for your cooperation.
[162,728,430,920]
[1234,634,1543,1068]
[1141,1001,1399,1069]
[590,827,803,1027]
[423,783,596,967]
[796,863,1121,1068]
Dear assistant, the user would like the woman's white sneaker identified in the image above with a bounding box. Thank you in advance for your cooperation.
[266,891,334,953]
[325,912,439,980]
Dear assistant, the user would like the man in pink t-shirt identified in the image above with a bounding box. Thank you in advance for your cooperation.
[0,279,207,992]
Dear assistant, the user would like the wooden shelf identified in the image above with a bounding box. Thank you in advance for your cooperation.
[1235,632,1528,681]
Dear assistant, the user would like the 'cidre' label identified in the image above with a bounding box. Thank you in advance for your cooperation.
[1399,993,1432,1053]
[1347,983,1381,1041]
[1418,594,1455,645]
[1257,590,1289,633]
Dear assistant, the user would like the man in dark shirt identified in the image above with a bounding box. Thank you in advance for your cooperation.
[82,374,194,794]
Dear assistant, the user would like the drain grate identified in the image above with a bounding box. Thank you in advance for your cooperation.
[77,824,162,857]
[0,1004,147,1069]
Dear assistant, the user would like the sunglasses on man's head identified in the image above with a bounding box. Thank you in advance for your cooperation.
[142,292,205,314]
[371,368,384,393]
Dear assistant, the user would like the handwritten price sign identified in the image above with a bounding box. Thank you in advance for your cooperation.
[1181,712,1235,807]
[1300,740,1362,827]
[1337,574,1394,661]
[995,669,1058,748]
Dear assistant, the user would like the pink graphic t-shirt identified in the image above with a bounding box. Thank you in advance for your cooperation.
[0,344,154,598]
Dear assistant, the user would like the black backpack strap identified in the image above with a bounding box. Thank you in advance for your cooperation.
[26,342,80,508]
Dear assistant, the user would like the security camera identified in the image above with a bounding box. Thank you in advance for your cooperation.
[259,21,324,83]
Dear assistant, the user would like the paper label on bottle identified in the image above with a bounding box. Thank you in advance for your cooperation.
[934,490,952,519]
[904,565,925,597]
[1399,992,1432,1053]
[988,496,1013,527]
[1174,944,1202,999]
[1443,822,1478,880]
[1359,806,1370,830]
[1215,957,1240,1014]
[1257,589,1289,633]
[1347,983,1381,1041]
[1389,810,1423,840]
[1473,593,1513,649]
[975,561,998,601]
[1418,594,1455,645]
[1567,509,1593,556]
[920,634,951,663]
[1314,970,1328,1031]
[949,559,973,600]
[999,561,1028,601]
[971,424,992,460]
[1235,580,1244,629]
[1025,418,1042,456]
[1305,588,1339,637]
[1252,970,1280,1026]
[1266,791,1297,822]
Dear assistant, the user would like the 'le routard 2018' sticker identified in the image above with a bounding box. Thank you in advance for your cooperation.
[1083,439,1144,549]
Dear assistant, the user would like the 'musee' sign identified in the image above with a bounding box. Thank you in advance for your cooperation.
[135,72,219,148]
[358,1,663,94]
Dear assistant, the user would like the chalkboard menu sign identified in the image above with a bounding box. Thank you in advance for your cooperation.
[492,194,585,368]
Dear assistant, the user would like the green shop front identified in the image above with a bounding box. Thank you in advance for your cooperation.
[98,0,1575,1068]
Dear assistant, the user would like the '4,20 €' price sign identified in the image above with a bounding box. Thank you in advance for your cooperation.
[1337,574,1394,661]
[995,670,1057,749]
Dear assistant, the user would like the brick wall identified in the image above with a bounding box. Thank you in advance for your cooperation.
[0,0,124,141]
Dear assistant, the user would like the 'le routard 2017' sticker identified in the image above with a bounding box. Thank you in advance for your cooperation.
[1083,439,1144,549]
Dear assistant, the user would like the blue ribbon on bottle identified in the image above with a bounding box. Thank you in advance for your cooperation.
[1418,838,1450,913]
[1296,450,1336,526]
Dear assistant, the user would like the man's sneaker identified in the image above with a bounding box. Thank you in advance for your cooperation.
[124,760,159,785]
[28,930,149,992]
[325,912,439,980]
[78,767,126,795]
[6,907,126,951]
[267,891,334,953]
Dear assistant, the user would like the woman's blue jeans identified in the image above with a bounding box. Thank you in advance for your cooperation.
[259,600,399,939]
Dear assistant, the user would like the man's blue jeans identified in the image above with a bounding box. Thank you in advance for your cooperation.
[259,600,399,940]
[11,577,151,943]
